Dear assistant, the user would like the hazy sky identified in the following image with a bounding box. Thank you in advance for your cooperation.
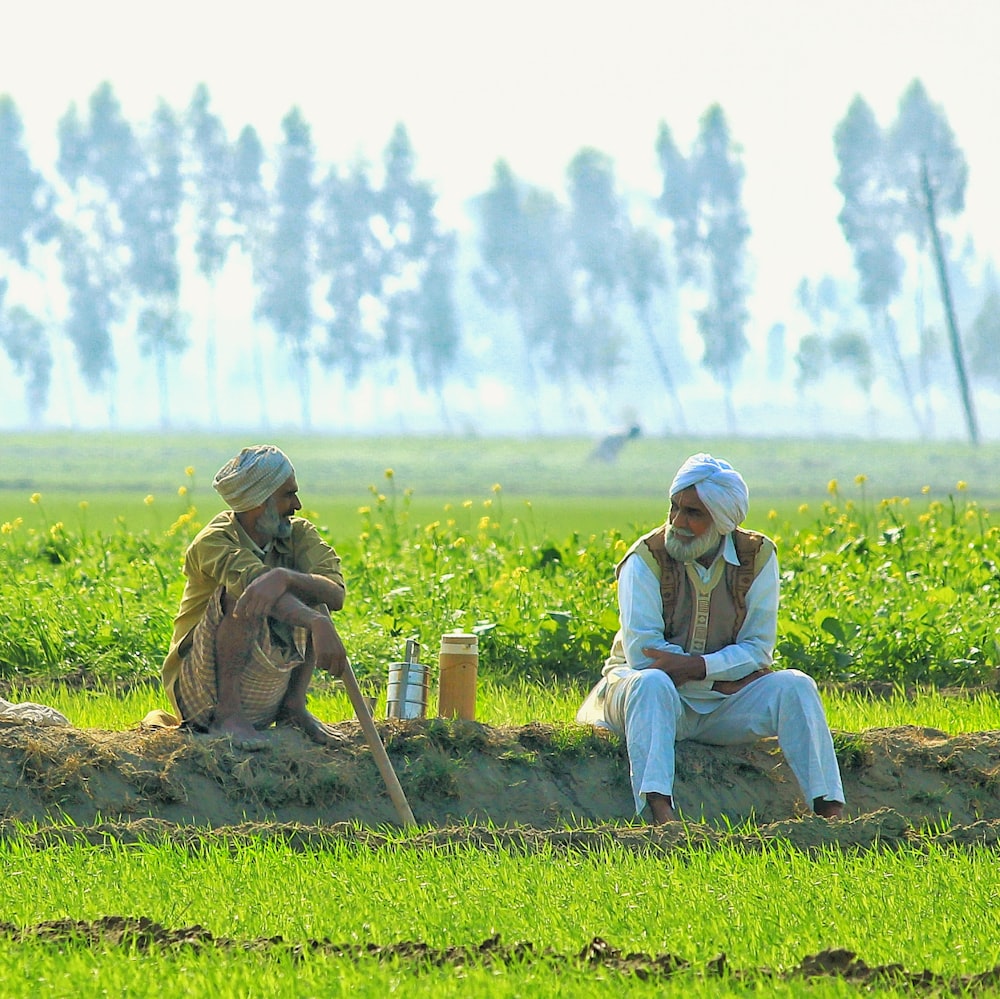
[4,0,999,316]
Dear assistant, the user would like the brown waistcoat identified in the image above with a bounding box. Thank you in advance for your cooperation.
[616,525,775,654]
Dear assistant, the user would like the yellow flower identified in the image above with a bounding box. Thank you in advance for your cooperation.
[767,509,778,520]
[491,483,502,494]
[921,485,930,494]
[384,468,394,479]
[854,474,867,486]
[358,506,371,515]
[452,536,467,547]
[78,500,89,510]
[798,503,809,515]
[957,480,968,491]
[1,522,12,534]
[462,500,473,509]
[178,485,188,497]
[144,494,155,506]
[29,493,41,504]
[483,498,493,509]
[424,521,440,533]
[827,479,838,495]
[185,466,195,477]
[478,516,491,531]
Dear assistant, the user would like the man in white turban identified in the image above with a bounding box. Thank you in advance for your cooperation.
[161,445,348,749]
[577,452,844,823]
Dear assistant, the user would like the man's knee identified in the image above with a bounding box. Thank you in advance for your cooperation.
[627,668,680,710]
[771,669,823,710]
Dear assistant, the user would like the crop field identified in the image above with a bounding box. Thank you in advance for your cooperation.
[1,432,1000,996]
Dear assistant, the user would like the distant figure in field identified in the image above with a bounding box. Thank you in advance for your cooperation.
[590,424,641,463]
[577,452,845,823]
[161,445,349,749]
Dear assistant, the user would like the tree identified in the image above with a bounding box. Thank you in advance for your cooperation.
[185,83,236,422]
[656,106,750,431]
[895,82,977,443]
[967,273,1000,385]
[564,148,627,384]
[0,281,51,422]
[0,95,56,419]
[834,81,977,441]
[622,225,686,429]
[127,100,187,427]
[56,83,143,418]
[474,159,578,421]
[375,125,460,409]
[230,124,270,424]
[256,107,317,428]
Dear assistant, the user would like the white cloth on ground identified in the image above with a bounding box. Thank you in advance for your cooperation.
[0,698,70,726]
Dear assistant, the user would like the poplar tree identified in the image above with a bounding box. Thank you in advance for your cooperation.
[656,105,750,431]
[0,95,55,419]
[186,83,235,421]
[834,80,976,440]
[256,107,316,428]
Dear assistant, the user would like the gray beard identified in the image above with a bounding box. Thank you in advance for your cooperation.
[664,524,722,563]
[257,498,293,541]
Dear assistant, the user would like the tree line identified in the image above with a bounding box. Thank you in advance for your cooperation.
[0,79,995,437]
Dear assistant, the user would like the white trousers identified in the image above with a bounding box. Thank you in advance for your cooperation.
[602,668,845,817]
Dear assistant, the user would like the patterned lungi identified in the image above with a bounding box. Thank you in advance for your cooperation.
[176,587,306,730]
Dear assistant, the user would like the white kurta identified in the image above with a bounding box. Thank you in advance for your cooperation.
[577,534,844,817]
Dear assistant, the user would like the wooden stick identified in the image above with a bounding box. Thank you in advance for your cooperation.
[340,662,416,827]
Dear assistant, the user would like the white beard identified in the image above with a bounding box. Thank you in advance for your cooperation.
[257,497,293,541]
[665,524,722,563]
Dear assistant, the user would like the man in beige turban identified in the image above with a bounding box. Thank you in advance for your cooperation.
[578,453,844,823]
[161,445,348,748]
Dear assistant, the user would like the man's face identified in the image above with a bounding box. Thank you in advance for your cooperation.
[256,475,301,541]
[665,486,721,562]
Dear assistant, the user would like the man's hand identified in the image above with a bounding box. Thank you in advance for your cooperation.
[310,615,349,678]
[233,568,289,620]
[642,647,707,687]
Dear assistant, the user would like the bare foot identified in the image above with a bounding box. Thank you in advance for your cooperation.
[813,797,845,820]
[210,716,270,751]
[647,792,677,824]
[275,707,344,746]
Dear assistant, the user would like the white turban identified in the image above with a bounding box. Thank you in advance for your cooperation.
[213,445,294,512]
[669,452,749,534]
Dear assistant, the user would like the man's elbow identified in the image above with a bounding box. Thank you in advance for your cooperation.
[328,584,346,612]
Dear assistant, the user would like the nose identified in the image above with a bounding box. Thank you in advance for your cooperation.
[292,494,302,512]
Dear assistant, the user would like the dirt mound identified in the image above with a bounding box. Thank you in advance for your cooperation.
[6,917,1000,991]
[2,718,1000,851]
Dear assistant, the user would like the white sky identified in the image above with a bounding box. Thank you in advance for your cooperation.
[3,0,999,318]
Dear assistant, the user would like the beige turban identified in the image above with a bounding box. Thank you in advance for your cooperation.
[670,452,749,534]
[213,445,295,512]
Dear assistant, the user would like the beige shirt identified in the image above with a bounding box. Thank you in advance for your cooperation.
[161,510,344,710]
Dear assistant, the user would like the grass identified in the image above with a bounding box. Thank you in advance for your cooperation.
[0,836,998,996]
[10,678,1000,737]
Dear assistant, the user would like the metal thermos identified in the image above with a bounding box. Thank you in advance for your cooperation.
[437,632,478,720]
[386,638,429,720]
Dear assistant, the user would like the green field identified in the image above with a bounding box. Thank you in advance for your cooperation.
[2,431,1000,996]
[2,431,996,539]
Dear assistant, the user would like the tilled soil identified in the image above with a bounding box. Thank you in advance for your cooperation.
[5,916,1000,991]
